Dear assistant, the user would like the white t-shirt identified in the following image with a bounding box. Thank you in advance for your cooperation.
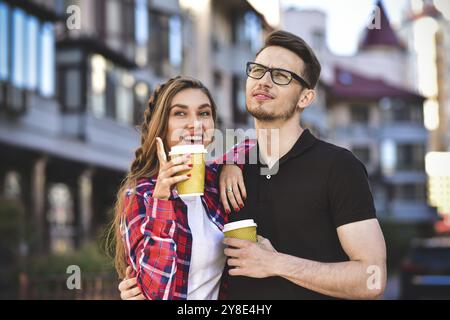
[179,195,226,300]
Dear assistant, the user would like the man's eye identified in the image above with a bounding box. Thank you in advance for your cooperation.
[251,67,265,75]
[273,70,289,80]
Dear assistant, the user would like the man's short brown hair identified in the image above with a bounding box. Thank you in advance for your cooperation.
[257,30,321,89]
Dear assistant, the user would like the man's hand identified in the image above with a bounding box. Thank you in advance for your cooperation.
[223,235,278,278]
[219,164,246,214]
[118,266,145,300]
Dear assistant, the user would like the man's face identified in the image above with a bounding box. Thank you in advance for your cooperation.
[246,46,305,122]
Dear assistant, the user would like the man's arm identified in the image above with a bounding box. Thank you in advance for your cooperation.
[224,218,386,300]
[273,218,386,299]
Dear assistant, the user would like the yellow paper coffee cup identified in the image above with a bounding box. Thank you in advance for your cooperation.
[169,144,207,196]
[223,219,258,243]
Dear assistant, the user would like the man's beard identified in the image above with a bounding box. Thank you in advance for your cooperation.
[246,100,298,122]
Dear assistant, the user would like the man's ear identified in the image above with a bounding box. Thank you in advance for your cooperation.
[297,89,316,111]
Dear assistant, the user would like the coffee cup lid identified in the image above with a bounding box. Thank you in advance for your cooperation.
[169,144,207,156]
[223,219,257,233]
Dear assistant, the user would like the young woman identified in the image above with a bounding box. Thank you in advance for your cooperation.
[111,76,248,300]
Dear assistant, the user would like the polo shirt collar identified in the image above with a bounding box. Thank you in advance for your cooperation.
[257,128,317,167]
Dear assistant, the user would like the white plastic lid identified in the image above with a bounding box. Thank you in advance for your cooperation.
[169,144,207,156]
[223,219,257,233]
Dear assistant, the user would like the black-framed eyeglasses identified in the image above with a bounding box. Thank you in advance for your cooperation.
[246,62,311,88]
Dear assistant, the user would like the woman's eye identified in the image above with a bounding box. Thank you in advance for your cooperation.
[174,111,186,116]
[200,112,211,117]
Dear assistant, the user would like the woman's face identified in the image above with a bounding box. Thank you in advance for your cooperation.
[165,88,215,150]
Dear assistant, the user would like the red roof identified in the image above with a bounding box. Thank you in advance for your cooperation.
[328,67,424,102]
[359,0,405,51]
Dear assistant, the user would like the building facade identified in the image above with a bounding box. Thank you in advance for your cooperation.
[282,1,438,223]
[0,0,278,255]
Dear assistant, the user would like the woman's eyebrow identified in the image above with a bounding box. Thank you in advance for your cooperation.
[170,104,189,110]
[170,104,211,110]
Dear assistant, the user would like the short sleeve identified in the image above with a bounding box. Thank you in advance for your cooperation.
[327,149,377,228]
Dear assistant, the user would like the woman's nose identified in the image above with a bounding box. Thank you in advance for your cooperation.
[186,119,203,131]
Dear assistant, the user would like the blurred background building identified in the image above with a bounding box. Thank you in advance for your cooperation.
[0,0,449,299]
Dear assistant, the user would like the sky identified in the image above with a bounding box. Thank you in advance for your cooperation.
[281,0,410,56]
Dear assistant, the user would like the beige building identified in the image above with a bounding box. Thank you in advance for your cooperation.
[282,1,437,223]
[0,0,279,254]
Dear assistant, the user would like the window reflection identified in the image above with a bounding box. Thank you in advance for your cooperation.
[0,2,8,81]
[27,16,39,90]
[48,183,75,255]
[169,16,182,67]
[12,9,25,88]
[40,22,55,97]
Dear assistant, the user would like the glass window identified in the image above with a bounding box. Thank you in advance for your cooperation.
[106,0,121,36]
[134,81,149,125]
[12,9,26,88]
[351,105,370,123]
[243,11,262,53]
[169,15,182,67]
[4,171,21,199]
[0,2,9,81]
[26,16,39,90]
[48,183,75,254]
[116,71,134,125]
[40,22,55,96]
[116,86,133,125]
[135,0,148,45]
[232,75,247,124]
[396,144,425,170]
[90,54,106,118]
[65,69,81,110]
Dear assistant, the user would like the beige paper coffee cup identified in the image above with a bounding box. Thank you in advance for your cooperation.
[223,219,258,243]
[168,144,207,196]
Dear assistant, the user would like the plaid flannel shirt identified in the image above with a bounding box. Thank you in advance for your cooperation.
[121,139,256,300]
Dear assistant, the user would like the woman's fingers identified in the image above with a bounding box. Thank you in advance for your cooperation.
[125,286,143,300]
[160,155,191,177]
[156,137,168,165]
[226,178,240,212]
[125,266,133,279]
[119,277,139,300]
[165,164,192,177]
[232,179,244,209]
[129,294,146,300]
[164,174,191,187]
[220,184,232,214]
[237,175,247,200]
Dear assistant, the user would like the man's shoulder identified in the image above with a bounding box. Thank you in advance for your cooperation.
[312,138,363,168]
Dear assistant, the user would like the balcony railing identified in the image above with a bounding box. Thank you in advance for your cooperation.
[20,272,120,300]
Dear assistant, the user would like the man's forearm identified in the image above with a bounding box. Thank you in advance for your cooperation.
[271,252,385,299]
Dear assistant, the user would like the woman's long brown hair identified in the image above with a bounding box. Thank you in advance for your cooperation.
[106,76,217,278]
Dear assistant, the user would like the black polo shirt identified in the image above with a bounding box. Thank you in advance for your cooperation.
[225,129,377,300]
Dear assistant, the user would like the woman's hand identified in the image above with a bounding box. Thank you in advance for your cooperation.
[118,266,144,300]
[153,137,192,200]
[219,164,247,214]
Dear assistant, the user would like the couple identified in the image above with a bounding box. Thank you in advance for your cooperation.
[112,30,387,300]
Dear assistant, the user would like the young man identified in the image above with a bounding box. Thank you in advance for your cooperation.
[119,30,387,300]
